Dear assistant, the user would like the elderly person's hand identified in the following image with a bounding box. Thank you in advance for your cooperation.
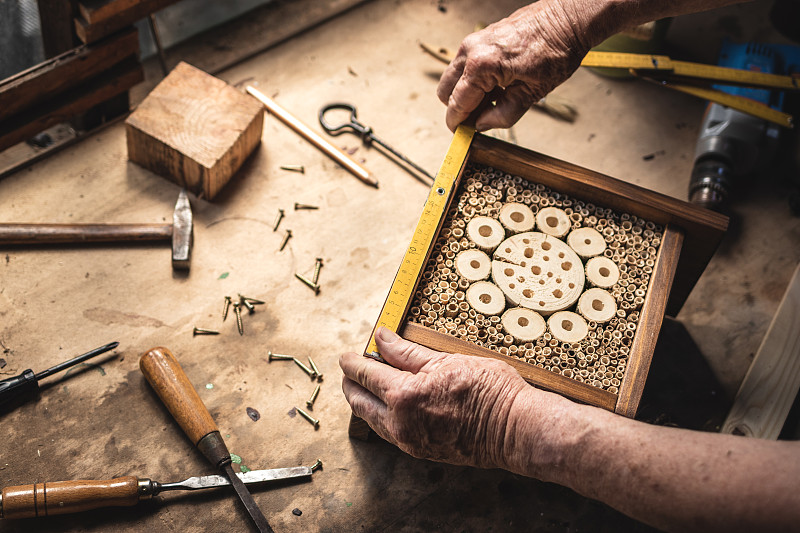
[340,327,555,470]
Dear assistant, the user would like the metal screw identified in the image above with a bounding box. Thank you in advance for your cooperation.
[312,257,324,285]
[294,203,319,210]
[273,208,285,232]
[311,459,323,472]
[222,296,232,321]
[293,357,317,379]
[193,327,220,336]
[306,384,321,409]
[240,295,265,305]
[233,302,243,335]
[239,294,255,314]
[280,165,305,173]
[268,351,294,362]
[280,229,292,251]
[296,406,319,428]
[295,273,320,295]
[307,356,323,381]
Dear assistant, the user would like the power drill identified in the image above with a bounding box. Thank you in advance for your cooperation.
[689,41,800,211]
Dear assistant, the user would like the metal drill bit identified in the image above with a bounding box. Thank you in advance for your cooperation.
[295,273,320,295]
[233,302,243,335]
[294,203,319,210]
[280,165,305,173]
[280,230,292,251]
[293,357,316,379]
[193,327,220,336]
[312,257,323,285]
[306,384,320,409]
[307,356,322,381]
[296,406,319,428]
[222,296,232,321]
[273,209,285,232]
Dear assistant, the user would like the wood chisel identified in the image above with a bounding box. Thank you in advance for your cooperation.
[139,347,274,533]
[0,463,320,519]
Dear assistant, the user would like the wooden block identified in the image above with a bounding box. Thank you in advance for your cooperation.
[125,62,264,200]
[721,264,800,439]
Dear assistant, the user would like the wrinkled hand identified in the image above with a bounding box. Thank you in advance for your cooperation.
[437,0,595,131]
[340,327,530,469]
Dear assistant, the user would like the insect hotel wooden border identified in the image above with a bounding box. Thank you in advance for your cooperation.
[349,128,728,439]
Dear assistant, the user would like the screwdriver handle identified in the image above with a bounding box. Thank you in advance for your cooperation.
[0,477,141,519]
[0,370,38,407]
[139,347,231,468]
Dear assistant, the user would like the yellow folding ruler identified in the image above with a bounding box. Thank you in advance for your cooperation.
[364,125,475,359]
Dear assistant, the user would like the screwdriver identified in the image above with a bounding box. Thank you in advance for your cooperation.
[0,342,119,408]
[139,347,274,533]
[0,462,320,519]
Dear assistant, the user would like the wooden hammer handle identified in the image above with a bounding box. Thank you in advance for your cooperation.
[0,224,173,245]
[1,477,140,519]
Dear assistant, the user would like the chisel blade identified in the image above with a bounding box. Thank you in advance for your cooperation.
[160,466,313,492]
[222,463,274,533]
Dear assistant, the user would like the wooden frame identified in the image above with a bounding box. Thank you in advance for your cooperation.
[349,132,727,439]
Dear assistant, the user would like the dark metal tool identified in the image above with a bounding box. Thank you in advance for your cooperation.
[319,103,435,184]
[139,347,274,533]
[0,463,320,519]
[0,190,193,270]
[0,342,119,409]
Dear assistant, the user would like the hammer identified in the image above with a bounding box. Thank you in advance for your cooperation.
[0,190,193,270]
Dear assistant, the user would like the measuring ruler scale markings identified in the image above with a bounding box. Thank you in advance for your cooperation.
[365,126,475,359]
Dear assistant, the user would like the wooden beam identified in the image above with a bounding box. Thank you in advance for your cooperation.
[721,264,800,439]
[74,0,180,43]
[37,0,80,58]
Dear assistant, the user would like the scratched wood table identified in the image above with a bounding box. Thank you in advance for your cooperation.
[1,1,799,532]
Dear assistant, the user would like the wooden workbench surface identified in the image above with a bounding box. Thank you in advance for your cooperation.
[1,1,798,531]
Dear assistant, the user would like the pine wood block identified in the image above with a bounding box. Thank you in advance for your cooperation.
[125,62,263,200]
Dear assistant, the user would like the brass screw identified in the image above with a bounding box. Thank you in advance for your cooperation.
[306,384,321,409]
[240,295,265,305]
[293,357,317,379]
[312,257,324,285]
[280,229,292,251]
[296,406,319,428]
[222,296,232,321]
[273,208,285,232]
[307,356,323,381]
[239,294,255,314]
[295,273,320,295]
[311,459,323,472]
[233,302,243,335]
[294,203,319,210]
[267,351,294,362]
[280,165,305,173]
[193,327,220,336]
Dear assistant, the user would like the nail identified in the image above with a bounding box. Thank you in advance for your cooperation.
[268,351,294,362]
[295,273,320,295]
[311,459,323,472]
[233,302,243,335]
[273,208,285,232]
[293,357,317,379]
[280,165,305,173]
[307,356,322,381]
[294,203,319,210]
[296,406,319,428]
[193,327,220,336]
[280,229,292,251]
[222,296,232,321]
[312,257,323,285]
[305,384,320,408]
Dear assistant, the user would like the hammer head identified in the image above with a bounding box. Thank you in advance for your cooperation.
[172,190,193,270]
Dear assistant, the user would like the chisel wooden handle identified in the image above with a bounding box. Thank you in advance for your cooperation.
[0,224,173,245]
[0,477,140,519]
[139,347,231,468]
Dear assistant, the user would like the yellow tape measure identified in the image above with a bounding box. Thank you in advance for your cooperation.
[364,125,475,359]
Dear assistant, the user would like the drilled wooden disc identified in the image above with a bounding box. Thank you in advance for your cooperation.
[466,216,505,252]
[535,207,570,238]
[465,281,506,316]
[547,311,589,343]
[501,307,546,342]
[491,232,585,314]
[455,249,491,281]
[498,203,535,234]
[567,227,606,258]
[577,288,617,323]
[585,256,620,288]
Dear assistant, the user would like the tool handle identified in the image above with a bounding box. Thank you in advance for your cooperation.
[0,477,140,519]
[0,370,38,407]
[0,224,173,245]
[139,348,229,466]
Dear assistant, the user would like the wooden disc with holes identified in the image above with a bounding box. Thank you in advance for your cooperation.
[455,249,491,281]
[466,216,505,252]
[547,311,589,343]
[491,232,584,314]
[501,307,546,342]
[577,288,617,323]
[465,281,506,316]
[567,227,606,258]
[498,203,535,234]
[585,256,620,288]
[535,207,570,238]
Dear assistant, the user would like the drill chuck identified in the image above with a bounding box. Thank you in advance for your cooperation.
[689,158,733,210]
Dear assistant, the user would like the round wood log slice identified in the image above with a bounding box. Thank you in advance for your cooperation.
[491,231,585,314]
[585,256,620,288]
[567,227,606,258]
[454,249,491,281]
[547,311,589,343]
[498,202,535,234]
[501,307,546,342]
[466,281,506,316]
[577,288,617,323]
[535,207,570,238]
[466,216,505,252]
